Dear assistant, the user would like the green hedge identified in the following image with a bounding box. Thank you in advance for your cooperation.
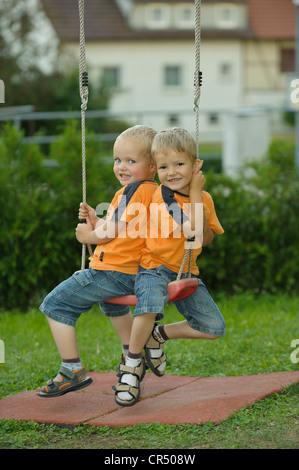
[200,139,299,295]
[0,123,298,310]
[0,122,118,310]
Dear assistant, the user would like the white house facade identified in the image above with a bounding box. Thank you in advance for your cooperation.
[41,0,295,144]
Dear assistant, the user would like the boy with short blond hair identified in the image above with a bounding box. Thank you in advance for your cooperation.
[113,127,225,407]
[37,125,157,397]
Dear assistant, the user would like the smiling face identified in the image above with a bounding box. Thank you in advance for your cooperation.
[155,149,195,195]
[113,137,156,186]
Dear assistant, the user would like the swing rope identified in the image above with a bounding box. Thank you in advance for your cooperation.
[176,238,194,280]
[78,0,92,269]
[194,0,202,150]
[176,0,202,281]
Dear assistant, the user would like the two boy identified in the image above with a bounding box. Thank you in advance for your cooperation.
[38,126,225,406]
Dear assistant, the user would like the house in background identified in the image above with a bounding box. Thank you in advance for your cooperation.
[40,0,295,143]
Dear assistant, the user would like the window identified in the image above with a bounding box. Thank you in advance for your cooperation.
[153,8,163,22]
[281,49,295,73]
[182,9,192,22]
[215,4,238,29]
[102,67,120,89]
[208,113,219,125]
[146,4,170,29]
[221,8,233,22]
[168,114,180,126]
[219,62,233,79]
[164,66,182,87]
[175,6,194,29]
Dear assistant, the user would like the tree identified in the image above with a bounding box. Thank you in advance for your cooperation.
[0,0,113,135]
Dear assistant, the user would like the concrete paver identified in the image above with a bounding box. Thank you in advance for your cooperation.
[1,371,298,427]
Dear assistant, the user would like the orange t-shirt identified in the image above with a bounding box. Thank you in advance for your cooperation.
[90,180,157,274]
[140,185,224,275]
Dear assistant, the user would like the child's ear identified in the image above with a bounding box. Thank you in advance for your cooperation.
[193,159,203,172]
[192,159,199,171]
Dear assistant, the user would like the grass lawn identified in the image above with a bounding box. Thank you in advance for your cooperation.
[0,292,298,449]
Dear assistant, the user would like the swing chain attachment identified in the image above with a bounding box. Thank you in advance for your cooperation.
[81,71,89,111]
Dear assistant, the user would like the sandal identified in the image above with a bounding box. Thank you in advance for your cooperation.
[37,366,93,398]
[144,326,167,377]
[113,360,145,407]
[116,353,148,380]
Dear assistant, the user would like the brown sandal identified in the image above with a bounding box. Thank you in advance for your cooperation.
[144,327,167,377]
[113,360,145,406]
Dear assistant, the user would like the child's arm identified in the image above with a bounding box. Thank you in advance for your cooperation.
[188,160,215,246]
[76,217,126,245]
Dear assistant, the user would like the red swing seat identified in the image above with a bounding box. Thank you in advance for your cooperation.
[105,277,198,306]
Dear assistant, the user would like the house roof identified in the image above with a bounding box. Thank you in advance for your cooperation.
[135,1,247,3]
[248,0,295,40]
[40,0,295,42]
[41,0,133,42]
[40,0,205,41]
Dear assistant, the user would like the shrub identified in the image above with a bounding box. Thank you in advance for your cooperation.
[0,126,298,310]
[0,122,118,310]
[200,139,299,294]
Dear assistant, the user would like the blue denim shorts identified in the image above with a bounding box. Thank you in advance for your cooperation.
[134,265,226,337]
[39,269,135,327]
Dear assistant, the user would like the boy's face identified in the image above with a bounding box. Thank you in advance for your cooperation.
[113,137,156,186]
[155,149,194,194]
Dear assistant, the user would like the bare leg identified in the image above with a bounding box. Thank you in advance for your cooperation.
[37,316,92,397]
[163,320,218,340]
[128,312,157,355]
[47,312,134,360]
[110,312,133,346]
[47,316,79,359]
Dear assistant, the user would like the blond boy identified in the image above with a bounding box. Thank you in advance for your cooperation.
[37,125,157,397]
[113,128,225,406]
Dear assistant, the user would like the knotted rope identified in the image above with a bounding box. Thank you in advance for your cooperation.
[193,0,202,150]
[78,0,93,269]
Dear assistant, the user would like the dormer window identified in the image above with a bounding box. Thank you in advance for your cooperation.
[175,5,194,29]
[215,4,238,29]
[153,9,163,22]
[146,4,171,29]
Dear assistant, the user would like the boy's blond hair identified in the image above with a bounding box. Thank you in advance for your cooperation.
[116,125,157,163]
[152,127,197,163]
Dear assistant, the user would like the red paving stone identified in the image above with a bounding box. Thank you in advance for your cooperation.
[0,371,298,427]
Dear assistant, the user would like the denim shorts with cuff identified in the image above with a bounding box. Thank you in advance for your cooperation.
[134,265,226,337]
[39,269,135,327]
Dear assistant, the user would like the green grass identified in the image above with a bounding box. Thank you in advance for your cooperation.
[0,292,298,449]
